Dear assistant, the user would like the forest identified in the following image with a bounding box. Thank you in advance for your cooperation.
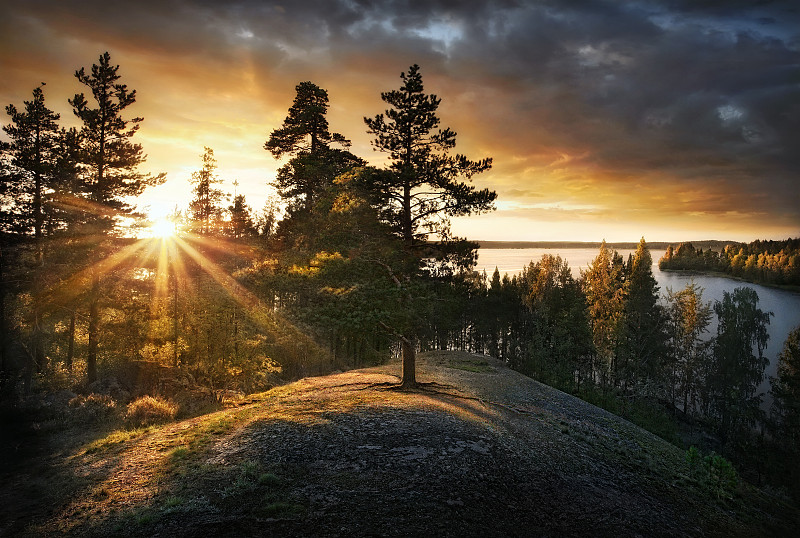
[2,52,800,504]
[659,239,800,287]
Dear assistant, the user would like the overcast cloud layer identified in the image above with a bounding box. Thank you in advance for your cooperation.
[1,0,798,241]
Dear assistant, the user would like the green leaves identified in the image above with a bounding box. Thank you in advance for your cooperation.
[710,287,772,441]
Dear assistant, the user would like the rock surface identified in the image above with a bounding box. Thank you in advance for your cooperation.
[9,351,798,536]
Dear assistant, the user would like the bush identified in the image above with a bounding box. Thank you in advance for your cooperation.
[686,446,739,499]
[68,393,118,423]
[36,361,86,393]
[125,395,178,427]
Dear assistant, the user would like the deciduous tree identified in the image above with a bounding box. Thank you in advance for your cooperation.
[710,287,771,445]
[582,240,625,391]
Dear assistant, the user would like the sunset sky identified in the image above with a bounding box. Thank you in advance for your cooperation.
[1,0,798,242]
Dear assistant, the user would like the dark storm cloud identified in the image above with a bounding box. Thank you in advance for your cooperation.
[1,0,798,237]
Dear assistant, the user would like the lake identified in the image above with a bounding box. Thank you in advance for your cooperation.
[476,248,800,406]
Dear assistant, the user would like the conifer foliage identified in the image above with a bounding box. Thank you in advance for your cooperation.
[2,84,62,239]
[69,51,164,233]
[364,64,495,247]
[188,147,225,235]
[265,82,360,214]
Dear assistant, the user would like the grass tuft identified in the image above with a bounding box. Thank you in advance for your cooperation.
[125,395,178,427]
[85,427,150,453]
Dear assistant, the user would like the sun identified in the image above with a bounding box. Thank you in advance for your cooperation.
[148,218,177,238]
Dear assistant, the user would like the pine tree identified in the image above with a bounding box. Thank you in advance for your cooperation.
[2,84,61,246]
[770,325,800,496]
[361,65,496,387]
[69,52,163,384]
[227,194,256,239]
[69,51,164,234]
[265,82,359,214]
[188,147,225,235]
[618,238,667,397]
[363,64,495,247]
[2,85,66,379]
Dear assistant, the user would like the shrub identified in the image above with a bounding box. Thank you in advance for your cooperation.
[125,395,178,427]
[69,393,118,423]
[686,446,739,499]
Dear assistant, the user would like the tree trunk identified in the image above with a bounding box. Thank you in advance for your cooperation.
[0,243,6,383]
[66,310,75,372]
[402,182,413,246]
[87,274,100,385]
[33,308,45,373]
[173,268,179,367]
[400,336,417,388]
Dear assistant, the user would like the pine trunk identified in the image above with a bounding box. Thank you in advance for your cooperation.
[400,337,417,388]
[87,274,100,384]
[66,310,75,372]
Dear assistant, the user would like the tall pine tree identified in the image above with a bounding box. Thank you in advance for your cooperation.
[69,52,163,383]
[69,51,164,234]
[618,238,667,397]
[363,64,495,248]
[265,82,360,215]
[361,64,496,387]
[2,84,61,247]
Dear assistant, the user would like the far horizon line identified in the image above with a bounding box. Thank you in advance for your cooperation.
[470,239,796,249]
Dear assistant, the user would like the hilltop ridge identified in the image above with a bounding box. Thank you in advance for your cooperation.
[6,351,797,537]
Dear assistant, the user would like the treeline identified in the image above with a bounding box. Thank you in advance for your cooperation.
[0,52,321,412]
[424,241,800,497]
[478,240,732,251]
[659,238,800,287]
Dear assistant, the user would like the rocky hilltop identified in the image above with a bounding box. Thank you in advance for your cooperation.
[7,351,798,537]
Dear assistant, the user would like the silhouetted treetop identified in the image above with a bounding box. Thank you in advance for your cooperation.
[265,81,349,158]
[364,64,495,247]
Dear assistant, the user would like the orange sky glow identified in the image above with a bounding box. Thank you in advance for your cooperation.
[2,1,798,243]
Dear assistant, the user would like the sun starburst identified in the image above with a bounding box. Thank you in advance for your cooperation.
[148,218,177,239]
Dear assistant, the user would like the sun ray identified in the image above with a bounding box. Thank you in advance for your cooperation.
[173,236,262,313]
[153,239,170,301]
[148,218,177,238]
[42,239,152,306]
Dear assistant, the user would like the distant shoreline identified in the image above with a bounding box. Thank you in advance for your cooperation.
[475,240,737,251]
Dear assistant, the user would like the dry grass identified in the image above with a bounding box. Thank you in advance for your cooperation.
[124,396,179,427]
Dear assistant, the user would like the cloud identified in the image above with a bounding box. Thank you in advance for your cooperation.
[1,0,798,240]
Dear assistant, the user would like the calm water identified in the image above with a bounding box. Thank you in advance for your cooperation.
[477,248,800,405]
